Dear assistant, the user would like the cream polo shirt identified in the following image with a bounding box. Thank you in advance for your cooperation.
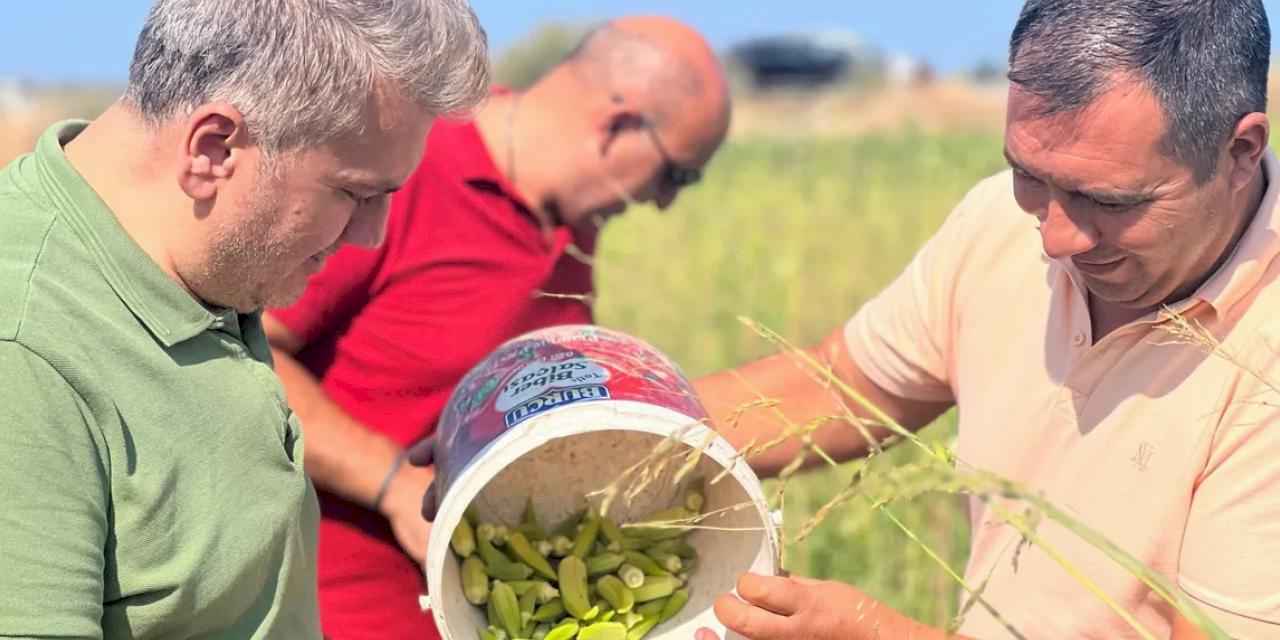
[847,153,1280,639]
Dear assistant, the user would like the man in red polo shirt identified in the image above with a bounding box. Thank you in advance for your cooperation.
[263,16,732,639]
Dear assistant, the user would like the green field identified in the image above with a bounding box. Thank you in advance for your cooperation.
[594,129,1007,626]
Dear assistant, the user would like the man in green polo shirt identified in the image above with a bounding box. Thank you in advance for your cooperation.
[0,1,488,637]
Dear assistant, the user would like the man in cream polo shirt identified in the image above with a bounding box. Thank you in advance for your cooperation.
[692,1,1280,638]
[0,0,488,637]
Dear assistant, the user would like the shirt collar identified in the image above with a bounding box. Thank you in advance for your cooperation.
[34,120,216,347]
[1191,149,1280,316]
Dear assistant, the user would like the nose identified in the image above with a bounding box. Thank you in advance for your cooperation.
[1038,194,1098,260]
[342,206,390,249]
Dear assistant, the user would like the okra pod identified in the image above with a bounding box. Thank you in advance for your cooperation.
[462,555,490,605]
[536,539,554,557]
[659,587,689,623]
[647,538,697,560]
[507,531,558,581]
[557,555,593,620]
[518,496,548,541]
[491,580,523,639]
[621,551,671,577]
[519,585,539,625]
[492,525,510,546]
[550,535,575,558]
[622,610,644,630]
[617,564,645,589]
[578,622,627,640]
[634,599,665,618]
[682,477,706,513]
[544,620,580,640]
[643,549,683,573]
[572,512,602,559]
[630,575,682,603]
[598,516,625,553]
[452,515,478,558]
[585,552,626,576]
[626,615,659,640]
[596,575,635,614]
[531,598,565,623]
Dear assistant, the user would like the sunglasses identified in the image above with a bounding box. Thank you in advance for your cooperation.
[639,117,702,189]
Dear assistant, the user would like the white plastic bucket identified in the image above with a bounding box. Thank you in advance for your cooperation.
[423,325,781,639]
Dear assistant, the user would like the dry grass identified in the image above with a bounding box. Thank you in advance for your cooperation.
[731,79,1009,139]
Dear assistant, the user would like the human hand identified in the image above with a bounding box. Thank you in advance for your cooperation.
[695,573,928,640]
[406,435,441,521]
[379,458,435,564]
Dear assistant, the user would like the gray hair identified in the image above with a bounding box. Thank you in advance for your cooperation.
[1009,0,1270,182]
[124,0,491,153]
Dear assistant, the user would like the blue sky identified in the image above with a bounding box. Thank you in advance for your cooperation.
[4,1,1279,84]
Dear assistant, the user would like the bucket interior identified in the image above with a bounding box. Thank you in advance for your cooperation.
[435,428,773,639]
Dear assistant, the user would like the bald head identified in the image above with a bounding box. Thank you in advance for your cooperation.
[560,17,732,157]
[503,16,732,227]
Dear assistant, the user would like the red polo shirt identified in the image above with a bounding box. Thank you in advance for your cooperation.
[269,117,595,639]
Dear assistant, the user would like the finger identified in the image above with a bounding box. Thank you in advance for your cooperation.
[714,593,793,640]
[694,628,720,640]
[406,435,437,467]
[736,573,806,617]
[421,481,439,521]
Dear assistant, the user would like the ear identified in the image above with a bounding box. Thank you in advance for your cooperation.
[177,103,250,201]
[1225,112,1269,194]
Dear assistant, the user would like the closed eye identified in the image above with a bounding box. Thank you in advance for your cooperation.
[341,189,378,206]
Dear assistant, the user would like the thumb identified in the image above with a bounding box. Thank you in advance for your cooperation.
[694,628,720,640]
[407,435,437,467]
[421,481,440,522]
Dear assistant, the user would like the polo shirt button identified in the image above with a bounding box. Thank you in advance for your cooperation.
[1072,332,1087,347]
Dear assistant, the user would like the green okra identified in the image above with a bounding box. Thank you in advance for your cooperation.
[621,551,671,577]
[452,514,477,558]
[682,477,706,513]
[621,610,644,630]
[517,496,548,541]
[577,622,627,640]
[544,620,580,640]
[634,599,665,618]
[585,552,626,576]
[625,615,659,640]
[598,516,625,553]
[596,574,635,614]
[647,538,697,560]
[630,576,682,603]
[531,598,565,623]
[491,580,523,639]
[572,512,602,559]
[462,555,490,605]
[558,555,594,620]
[519,585,540,624]
[659,587,689,623]
[643,549,683,573]
[551,508,586,538]
[617,564,645,589]
[550,535,575,557]
[507,531,558,581]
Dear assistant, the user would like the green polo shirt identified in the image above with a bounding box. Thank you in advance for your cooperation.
[0,121,321,639]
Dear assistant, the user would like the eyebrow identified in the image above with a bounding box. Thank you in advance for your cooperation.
[1003,149,1153,205]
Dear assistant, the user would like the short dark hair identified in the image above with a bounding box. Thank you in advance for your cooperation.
[1008,0,1270,181]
